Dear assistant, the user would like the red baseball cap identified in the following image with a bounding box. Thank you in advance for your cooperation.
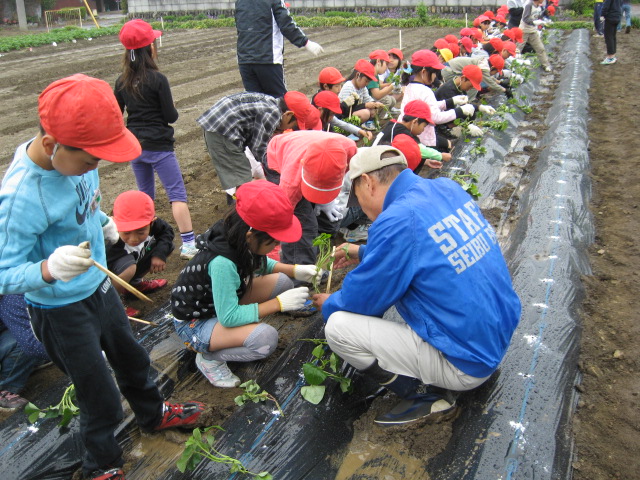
[460,27,474,37]
[403,99,433,124]
[505,27,524,43]
[503,41,517,57]
[314,90,342,114]
[489,54,505,74]
[388,48,404,60]
[410,50,445,70]
[113,190,155,232]
[444,34,458,44]
[495,15,507,24]
[547,5,556,15]
[434,38,449,50]
[460,37,474,54]
[473,17,481,28]
[448,42,460,58]
[318,67,345,85]
[39,74,141,163]
[284,91,319,131]
[369,49,391,62]
[119,19,162,50]
[490,38,504,53]
[300,137,352,204]
[235,180,301,243]
[478,14,491,23]
[391,134,421,171]
[472,29,484,42]
[462,65,483,91]
[483,11,495,19]
[354,58,377,81]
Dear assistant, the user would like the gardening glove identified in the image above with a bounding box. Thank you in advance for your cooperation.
[293,265,324,283]
[468,124,485,137]
[452,95,469,106]
[351,92,360,102]
[478,105,496,115]
[450,126,463,138]
[102,216,119,246]
[305,40,324,57]
[47,244,94,282]
[533,19,545,26]
[504,87,514,99]
[276,287,310,312]
[342,95,356,107]
[512,73,525,83]
[314,200,344,222]
[460,104,476,117]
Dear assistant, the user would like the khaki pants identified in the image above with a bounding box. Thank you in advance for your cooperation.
[325,310,489,391]
[520,30,550,69]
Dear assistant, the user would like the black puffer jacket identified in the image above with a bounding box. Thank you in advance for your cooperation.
[602,0,622,22]
[235,0,308,65]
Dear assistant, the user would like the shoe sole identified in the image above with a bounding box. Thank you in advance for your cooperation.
[374,404,461,428]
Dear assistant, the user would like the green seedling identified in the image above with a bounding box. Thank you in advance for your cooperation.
[478,118,509,131]
[312,233,334,293]
[234,380,283,417]
[299,339,352,405]
[469,138,488,156]
[177,426,272,478]
[24,384,79,428]
[449,172,482,200]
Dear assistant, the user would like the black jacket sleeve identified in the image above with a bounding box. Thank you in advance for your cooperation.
[150,218,175,262]
[272,0,308,48]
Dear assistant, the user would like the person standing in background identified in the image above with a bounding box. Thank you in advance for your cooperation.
[235,0,324,97]
[594,0,605,36]
[601,0,623,64]
[507,0,524,29]
[617,0,632,34]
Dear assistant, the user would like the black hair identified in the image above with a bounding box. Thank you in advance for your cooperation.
[319,107,334,131]
[401,114,427,125]
[401,65,439,86]
[346,69,369,82]
[38,123,83,151]
[483,42,497,55]
[222,209,274,291]
[388,53,402,74]
[117,42,159,100]
[319,82,339,91]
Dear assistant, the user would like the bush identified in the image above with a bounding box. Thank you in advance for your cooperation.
[121,0,127,14]
[324,11,357,18]
[416,2,428,23]
[569,0,592,15]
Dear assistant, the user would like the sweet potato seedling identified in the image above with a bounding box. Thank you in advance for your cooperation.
[312,233,334,293]
[24,384,79,428]
[234,380,283,417]
[299,338,352,405]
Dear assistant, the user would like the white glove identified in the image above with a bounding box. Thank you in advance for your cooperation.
[478,105,496,115]
[293,265,324,283]
[450,126,463,138]
[351,92,360,102]
[460,104,476,117]
[314,201,344,222]
[512,73,525,83]
[305,40,324,57]
[521,59,532,66]
[47,244,94,282]
[342,95,356,107]
[452,95,468,106]
[468,124,485,137]
[533,19,545,26]
[102,216,119,246]
[276,287,310,312]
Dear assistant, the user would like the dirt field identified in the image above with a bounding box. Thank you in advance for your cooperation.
[0,25,638,479]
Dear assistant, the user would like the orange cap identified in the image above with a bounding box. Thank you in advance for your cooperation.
[300,137,352,204]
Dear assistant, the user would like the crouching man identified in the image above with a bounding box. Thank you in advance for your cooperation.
[312,145,521,426]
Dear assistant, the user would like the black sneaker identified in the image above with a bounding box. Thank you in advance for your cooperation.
[86,468,126,480]
[374,386,458,426]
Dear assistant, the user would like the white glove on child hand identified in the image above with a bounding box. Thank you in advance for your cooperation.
[468,124,485,137]
[314,201,344,222]
[47,244,94,282]
[478,105,496,115]
[512,73,525,83]
[460,104,476,117]
[293,265,324,283]
[305,40,324,57]
[102,216,119,246]
[342,95,356,107]
[452,95,469,106]
[277,287,310,312]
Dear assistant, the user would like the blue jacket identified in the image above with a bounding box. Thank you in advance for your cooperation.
[322,169,521,378]
[0,141,107,306]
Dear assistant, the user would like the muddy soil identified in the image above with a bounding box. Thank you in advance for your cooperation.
[0,25,638,479]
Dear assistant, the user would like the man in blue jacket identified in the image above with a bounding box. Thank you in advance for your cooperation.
[312,146,521,426]
[235,0,323,97]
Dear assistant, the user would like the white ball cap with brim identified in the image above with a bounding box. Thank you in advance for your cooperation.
[346,146,408,208]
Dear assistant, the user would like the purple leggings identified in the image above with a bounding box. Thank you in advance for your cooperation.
[130,150,188,203]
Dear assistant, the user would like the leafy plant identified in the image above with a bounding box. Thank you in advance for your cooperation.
[449,172,482,200]
[234,380,283,417]
[469,138,487,156]
[478,118,509,131]
[177,426,272,478]
[299,339,352,405]
[311,233,334,293]
[25,384,79,427]
[416,2,428,23]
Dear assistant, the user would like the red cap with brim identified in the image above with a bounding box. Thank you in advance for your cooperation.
[460,37,474,54]
[119,19,162,50]
[369,49,391,62]
[503,41,517,57]
[410,50,445,70]
[490,38,504,53]
[391,134,421,171]
[39,74,141,163]
[300,138,350,204]
[113,190,155,231]
[314,90,342,114]
[284,91,319,131]
[489,54,505,74]
[462,64,483,91]
[318,67,345,84]
[403,99,433,124]
[434,38,449,50]
[444,34,458,44]
[354,58,377,81]
[388,48,404,60]
[236,180,302,243]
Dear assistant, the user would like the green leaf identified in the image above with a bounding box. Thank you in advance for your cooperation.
[58,408,73,428]
[339,377,353,393]
[192,427,202,442]
[329,353,339,373]
[234,395,246,406]
[301,385,326,404]
[28,411,42,424]
[24,402,40,416]
[257,473,273,479]
[311,344,325,359]
[303,363,328,385]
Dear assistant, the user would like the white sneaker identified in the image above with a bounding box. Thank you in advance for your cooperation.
[339,224,370,243]
[180,244,198,259]
[195,353,240,388]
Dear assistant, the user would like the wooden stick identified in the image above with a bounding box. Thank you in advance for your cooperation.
[325,246,337,294]
[128,316,158,327]
[93,261,153,303]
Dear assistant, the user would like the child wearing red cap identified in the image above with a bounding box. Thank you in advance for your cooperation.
[266,130,357,265]
[442,55,508,102]
[114,19,198,260]
[0,74,204,480]
[171,180,318,388]
[367,50,397,114]
[338,59,385,128]
[379,48,405,109]
[106,190,175,317]
[197,91,320,200]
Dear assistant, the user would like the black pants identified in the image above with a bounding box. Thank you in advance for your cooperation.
[508,8,523,29]
[238,63,287,98]
[604,19,618,56]
[28,278,163,475]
